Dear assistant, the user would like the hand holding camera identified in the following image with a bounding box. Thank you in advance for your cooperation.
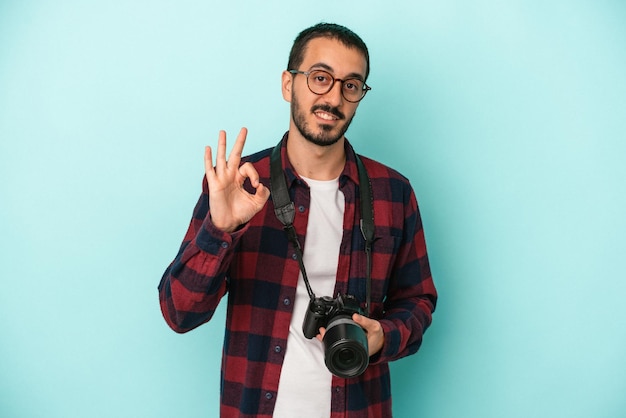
[302,293,371,378]
[318,312,384,358]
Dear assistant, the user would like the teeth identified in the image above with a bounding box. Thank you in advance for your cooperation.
[315,111,337,121]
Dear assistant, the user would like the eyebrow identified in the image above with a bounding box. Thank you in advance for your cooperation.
[308,62,365,81]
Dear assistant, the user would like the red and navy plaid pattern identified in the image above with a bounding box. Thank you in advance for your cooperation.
[159,133,437,417]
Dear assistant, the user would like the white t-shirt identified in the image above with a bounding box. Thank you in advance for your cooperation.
[273,176,345,418]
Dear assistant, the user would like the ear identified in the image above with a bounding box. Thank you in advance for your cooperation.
[281,70,293,102]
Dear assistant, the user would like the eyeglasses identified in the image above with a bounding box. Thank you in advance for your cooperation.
[288,69,371,103]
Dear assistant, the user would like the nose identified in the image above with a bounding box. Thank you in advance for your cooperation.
[323,79,344,106]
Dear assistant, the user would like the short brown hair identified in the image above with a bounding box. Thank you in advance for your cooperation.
[287,23,370,80]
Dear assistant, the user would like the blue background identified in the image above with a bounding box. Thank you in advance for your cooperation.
[1,1,625,417]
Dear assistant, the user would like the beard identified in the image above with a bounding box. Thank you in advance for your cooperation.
[291,92,356,147]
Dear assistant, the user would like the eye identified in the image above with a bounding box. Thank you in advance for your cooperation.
[343,79,363,92]
[309,70,332,87]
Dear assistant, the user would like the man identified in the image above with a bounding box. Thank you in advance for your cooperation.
[159,23,437,417]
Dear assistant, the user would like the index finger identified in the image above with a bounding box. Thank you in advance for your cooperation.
[227,127,248,169]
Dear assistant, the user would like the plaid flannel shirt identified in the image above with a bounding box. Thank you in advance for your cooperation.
[159,133,437,417]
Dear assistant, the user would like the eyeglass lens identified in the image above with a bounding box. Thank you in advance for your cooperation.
[306,70,366,102]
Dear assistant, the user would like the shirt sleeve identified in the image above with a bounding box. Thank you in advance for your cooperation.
[371,185,437,364]
[158,177,247,333]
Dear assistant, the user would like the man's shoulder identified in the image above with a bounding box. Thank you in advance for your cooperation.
[357,154,411,185]
[356,154,418,209]
[242,146,273,164]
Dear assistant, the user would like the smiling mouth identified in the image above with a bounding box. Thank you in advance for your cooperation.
[315,111,339,121]
[312,105,344,122]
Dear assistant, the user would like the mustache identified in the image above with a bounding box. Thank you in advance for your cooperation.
[311,104,345,120]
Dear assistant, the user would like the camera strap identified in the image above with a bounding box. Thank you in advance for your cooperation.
[270,141,375,316]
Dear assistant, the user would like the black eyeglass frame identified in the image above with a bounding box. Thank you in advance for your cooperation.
[288,69,372,103]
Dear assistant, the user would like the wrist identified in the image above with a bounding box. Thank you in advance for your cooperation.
[209,214,240,233]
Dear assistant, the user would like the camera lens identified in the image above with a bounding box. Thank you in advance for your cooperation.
[337,348,356,365]
[323,316,369,378]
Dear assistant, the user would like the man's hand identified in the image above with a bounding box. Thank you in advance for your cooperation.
[316,314,384,357]
[204,128,270,232]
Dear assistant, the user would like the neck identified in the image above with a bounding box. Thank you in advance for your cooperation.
[286,130,346,180]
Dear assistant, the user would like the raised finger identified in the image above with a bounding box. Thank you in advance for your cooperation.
[227,127,248,169]
[204,145,216,181]
[215,130,227,172]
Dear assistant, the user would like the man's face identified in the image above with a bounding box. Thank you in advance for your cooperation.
[284,37,368,147]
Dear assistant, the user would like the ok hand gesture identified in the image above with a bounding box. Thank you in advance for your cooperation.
[204,128,270,232]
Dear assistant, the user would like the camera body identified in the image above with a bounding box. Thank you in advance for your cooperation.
[302,293,362,338]
[302,293,369,378]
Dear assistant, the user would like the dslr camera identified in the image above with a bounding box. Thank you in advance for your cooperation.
[302,293,369,378]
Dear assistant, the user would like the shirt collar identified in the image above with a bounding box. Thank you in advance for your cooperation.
[278,132,361,188]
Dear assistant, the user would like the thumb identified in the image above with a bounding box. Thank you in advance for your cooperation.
[352,313,373,331]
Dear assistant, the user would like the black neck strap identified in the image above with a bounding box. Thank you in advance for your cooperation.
[270,141,375,316]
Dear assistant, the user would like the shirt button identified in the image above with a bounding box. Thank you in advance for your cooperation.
[292,253,297,260]
[298,205,305,213]
[283,298,290,306]
[221,242,228,249]
[274,345,281,353]
[265,392,273,400]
